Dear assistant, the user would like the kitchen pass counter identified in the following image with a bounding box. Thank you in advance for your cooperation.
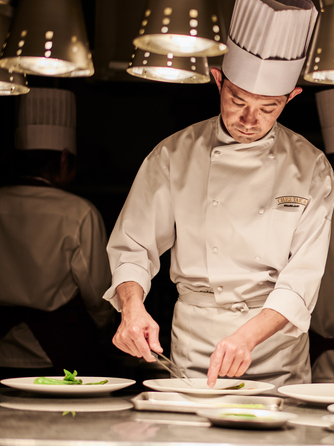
[1,385,334,446]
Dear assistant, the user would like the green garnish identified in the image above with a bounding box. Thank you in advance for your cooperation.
[85,380,109,385]
[33,369,108,386]
[33,369,82,386]
[220,382,245,390]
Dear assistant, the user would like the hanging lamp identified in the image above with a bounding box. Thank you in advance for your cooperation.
[127,48,210,83]
[0,0,94,77]
[133,0,227,57]
[304,0,334,84]
[0,1,28,95]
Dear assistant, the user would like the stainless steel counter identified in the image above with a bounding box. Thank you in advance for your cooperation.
[1,385,334,446]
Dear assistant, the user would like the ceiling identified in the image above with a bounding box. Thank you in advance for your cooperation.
[92,0,322,83]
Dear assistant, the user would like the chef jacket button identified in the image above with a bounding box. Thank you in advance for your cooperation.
[255,256,261,262]
[259,208,264,214]
[217,286,223,292]
[212,247,218,253]
[213,200,218,206]
[214,150,221,156]
[259,281,264,285]
[269,153,275,158]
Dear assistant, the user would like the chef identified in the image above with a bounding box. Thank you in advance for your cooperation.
[0,87,114,378]
[103,0,334,389]
[310,88,334,383]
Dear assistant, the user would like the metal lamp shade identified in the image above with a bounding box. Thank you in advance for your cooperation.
[0,2,29,95]
[0,69,29,95]
[304,4,334,84]
[133,0,227,57]
[127,48,210,83]
[0,0,94,77]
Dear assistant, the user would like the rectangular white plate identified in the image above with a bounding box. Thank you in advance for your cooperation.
[132,391,283,413]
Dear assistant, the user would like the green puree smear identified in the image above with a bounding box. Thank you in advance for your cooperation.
[224,413,257,418]
[221,413,275,421]
[33,369,108,386]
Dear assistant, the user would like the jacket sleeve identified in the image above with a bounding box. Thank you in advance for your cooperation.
[102,145,176,311]
[71,204,114,328]
[263,154,334,337]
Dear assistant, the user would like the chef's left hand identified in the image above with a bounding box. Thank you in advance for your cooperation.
[207,332,252,388]
[206,308,289,388]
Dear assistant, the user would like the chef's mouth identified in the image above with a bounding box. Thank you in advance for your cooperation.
[236,127,259,136]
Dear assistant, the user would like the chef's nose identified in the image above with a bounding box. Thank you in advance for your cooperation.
[240,106,258,126]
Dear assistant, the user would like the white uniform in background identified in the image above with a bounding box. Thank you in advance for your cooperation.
[0,87,113,371]
[0,185,112,368]
[103,115,334,388]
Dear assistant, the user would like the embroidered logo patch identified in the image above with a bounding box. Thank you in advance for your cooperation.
[276,196,308,208]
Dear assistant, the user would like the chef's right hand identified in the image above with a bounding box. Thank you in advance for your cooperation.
[112,281,163,362]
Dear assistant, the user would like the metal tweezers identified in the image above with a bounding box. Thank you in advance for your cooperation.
[151,351,195,387]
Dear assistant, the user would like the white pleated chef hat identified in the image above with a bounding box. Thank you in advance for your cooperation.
[316,89,334,155]
[15,87,77,155]
[222,0,318,96]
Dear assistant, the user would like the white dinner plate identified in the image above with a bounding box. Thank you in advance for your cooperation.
[142,378,275,396]
[196,408,297,430]
[0,376,136,396]
[0,393,133,412]
[278,383,334,404]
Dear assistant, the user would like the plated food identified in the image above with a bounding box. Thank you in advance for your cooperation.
[196,407,297,430]
[0,376,136,396]
[142,378,275,396]
[33,369,108,386]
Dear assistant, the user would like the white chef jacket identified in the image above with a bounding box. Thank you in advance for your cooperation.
[0,184,113,368]
[103,116,334,386]
[310,217,334,382]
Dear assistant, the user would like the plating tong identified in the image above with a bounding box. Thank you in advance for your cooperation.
[151,351,195,387]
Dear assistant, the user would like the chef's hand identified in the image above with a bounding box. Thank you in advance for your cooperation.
[207,308,288,388]
[112,281,163,362]
[207,332,252,388]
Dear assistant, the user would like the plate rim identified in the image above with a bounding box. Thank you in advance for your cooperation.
[196,407,297,427]
[142,378,275,395]
[278,383,334,403]
[0,376,136,394]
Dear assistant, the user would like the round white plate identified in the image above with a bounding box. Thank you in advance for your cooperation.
[0,393,133,412]
[278,383,334,404]
[142,378,275,395]
[196,408,297,430]
[0,376,136,396]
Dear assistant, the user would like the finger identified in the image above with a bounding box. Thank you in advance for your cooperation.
[112,330,141,357]
[207,348,226,388]
[146,325,163,355]
[233,356,252,377]
[131,326,158,362]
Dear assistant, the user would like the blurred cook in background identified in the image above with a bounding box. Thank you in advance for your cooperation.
[310,88,334,383]
[0,87,114,379]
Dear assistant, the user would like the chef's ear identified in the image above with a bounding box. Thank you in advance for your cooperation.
[286,87,303,103]
[211,67,223,93]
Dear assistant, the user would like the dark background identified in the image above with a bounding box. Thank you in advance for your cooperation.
[0,0,331,380]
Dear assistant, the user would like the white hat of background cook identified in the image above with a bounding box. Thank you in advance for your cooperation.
[316,89,334,155]
[15,87,77,155]
[222,0,318,96]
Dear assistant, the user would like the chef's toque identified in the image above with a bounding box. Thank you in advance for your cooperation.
[222,0,318,96]
[316,89,334,155]
[15,87,77,155]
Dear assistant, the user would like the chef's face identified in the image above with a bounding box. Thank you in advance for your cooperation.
[211,68,302,143]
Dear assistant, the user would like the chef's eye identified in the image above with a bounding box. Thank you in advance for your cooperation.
[232,100,244,107]
[261,108,275,114]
